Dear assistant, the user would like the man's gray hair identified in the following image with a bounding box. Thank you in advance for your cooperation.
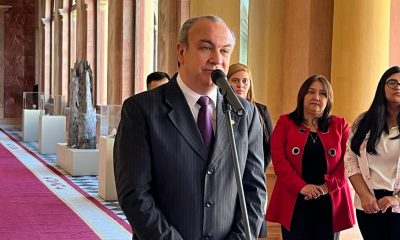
[178,15,236,48]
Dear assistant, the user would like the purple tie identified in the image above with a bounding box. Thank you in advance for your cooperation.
[197,96,214,152]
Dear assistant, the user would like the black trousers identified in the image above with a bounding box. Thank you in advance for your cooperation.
[281,194,338,240]
[356,189,400,240]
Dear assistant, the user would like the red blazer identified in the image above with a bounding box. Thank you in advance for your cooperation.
[265,114,355,232]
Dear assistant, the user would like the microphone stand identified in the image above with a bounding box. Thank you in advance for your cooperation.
[222,95,252,240]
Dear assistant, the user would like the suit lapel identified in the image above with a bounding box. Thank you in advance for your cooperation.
[164,78,209,162]
[209,92,243,165]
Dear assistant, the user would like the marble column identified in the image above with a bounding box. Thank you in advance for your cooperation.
[0,5,12,119]
[156,0,189,76]
[107,0,134,104]
[190,0,240,63]
[331,0,390,123]
[247,0,334,121]
[390,0,400,66]
[53,1,63,96]
[59,7,69,98]
[76,0,88,61]
[41,17,51,94]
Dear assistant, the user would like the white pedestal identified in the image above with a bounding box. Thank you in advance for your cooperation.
[57,143,99,176]
[22,109,40,142]
[38,115,66,154]
[56,143,67,166]
[98,136,117,200]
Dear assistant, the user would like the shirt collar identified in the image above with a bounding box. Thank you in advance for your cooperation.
[176,74,217,108]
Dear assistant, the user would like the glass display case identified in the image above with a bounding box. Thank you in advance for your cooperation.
[100,105,122,137]
[39,94,67,116]
[38,94,67,153]
[98,105,121,200]
[22,92,43,141]
[23,92,42,110]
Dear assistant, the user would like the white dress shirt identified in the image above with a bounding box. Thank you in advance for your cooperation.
[176,74,217,132]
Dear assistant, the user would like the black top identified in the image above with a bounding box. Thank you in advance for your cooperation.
[302,132,327,185]
[255,102,273,170]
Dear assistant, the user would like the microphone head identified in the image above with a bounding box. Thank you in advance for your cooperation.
[211,69,226,84]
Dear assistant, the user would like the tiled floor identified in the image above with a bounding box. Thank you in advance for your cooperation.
[2,126,128,222]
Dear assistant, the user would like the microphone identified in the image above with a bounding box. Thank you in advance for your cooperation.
[211,69,245,115]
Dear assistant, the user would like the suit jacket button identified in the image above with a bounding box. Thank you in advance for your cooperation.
[205,201,214,207]
[207,168,214,175]
[204,234,212,240]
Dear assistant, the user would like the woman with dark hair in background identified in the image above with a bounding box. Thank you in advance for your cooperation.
[266,75,354,240]
[227,63,273,237]
[345,66,400,240]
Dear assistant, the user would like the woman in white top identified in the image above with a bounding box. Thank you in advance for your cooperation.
[345,66,400,240]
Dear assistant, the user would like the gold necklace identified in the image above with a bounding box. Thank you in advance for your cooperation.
[304,120,318,132]
[310,132,318,143]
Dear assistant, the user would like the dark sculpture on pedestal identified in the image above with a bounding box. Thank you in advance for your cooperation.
[67,60,97,149]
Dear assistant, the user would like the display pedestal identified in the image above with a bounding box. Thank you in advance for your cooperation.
[38,115,66,154]
[22,109,40,141]
[56,143,67,165]
[57,143,99,176]
[98,136,117,200]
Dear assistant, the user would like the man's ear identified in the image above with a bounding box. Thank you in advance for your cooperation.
[177,42,185,65]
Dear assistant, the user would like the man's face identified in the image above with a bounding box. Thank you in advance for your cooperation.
[177,19,235,95]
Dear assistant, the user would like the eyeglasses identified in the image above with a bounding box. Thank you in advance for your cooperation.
[230,78,250,85]
[386,79,400,89]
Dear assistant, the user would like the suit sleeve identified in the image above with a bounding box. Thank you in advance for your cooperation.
[270,116,307,194]
[227,104,267,239]
[324,118,350,193]
[114,99,183,240]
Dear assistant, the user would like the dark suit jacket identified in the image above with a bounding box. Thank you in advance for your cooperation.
[255,102,273,170]
[114,77,266,240]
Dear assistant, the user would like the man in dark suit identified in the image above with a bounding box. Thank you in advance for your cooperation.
[146,71,170,90]
[114,15,266,240]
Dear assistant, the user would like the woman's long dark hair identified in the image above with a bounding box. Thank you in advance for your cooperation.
[288,75,333,132]
[350,66,400,156]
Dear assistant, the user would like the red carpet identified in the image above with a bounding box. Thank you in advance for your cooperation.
[0,143,100,240]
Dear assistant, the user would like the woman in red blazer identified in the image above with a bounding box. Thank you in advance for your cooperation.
[266,75,355,240]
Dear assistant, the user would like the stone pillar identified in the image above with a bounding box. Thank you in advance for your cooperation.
[331,0,390,123]
[107,0,134,104]
[134,0,152,94]
[76,0,87,61]
[53,0,63,96]
[157,0,178,76]
[107,0,122,104]
[190,0,240,63]
[390,0,400,66]
[59,6,70,98]
[41,17,51,94]
[97,0,108,105]
[156,0,189,76]
[0,5,12,119]
[40,0,52,95]
[248,0,333,121]
[248,0,283,122]
[120,0,134,99]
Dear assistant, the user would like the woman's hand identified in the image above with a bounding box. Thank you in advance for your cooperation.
[377,196,399,213]
[300,184,325,200]
[359,193,380,214]
[319,183,328,195]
